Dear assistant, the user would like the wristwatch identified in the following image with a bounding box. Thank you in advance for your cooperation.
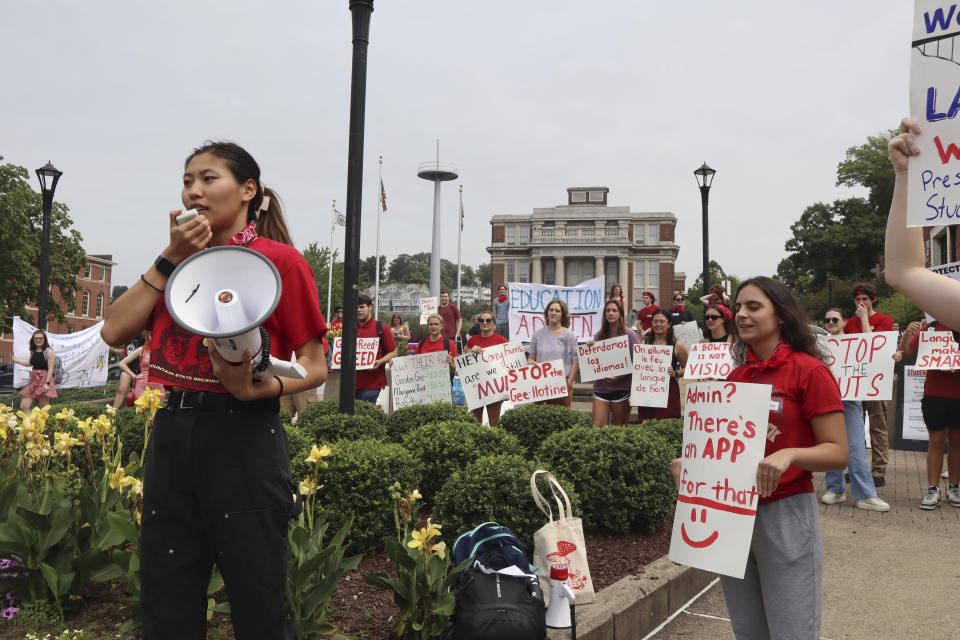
[154,255,178,277]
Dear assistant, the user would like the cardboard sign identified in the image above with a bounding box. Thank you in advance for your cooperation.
[454,349,509,410]
[669,381,772,579]
[908,1,960,227]
[926,260,960,322]
[391,352,451,409]
[630,344,672,408]
[902,366,930,441]
[507,277,605,342]
[577,335,632,382]
[672,321,702,348]
[506,359,567,406]
[684,342,734,380]
[330,337,379,370]
[915,329,960,369]
[820,332,898,400]
[419,296,438,323]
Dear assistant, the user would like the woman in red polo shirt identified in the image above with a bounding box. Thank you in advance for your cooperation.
[674,276,847,639]
[466,309,508,426]
[415,313,457,371]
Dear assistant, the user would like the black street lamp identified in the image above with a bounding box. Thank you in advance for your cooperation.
[694,162,716,306]
[35,161,63,330]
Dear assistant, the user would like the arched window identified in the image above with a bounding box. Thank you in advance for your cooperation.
[82,290,90,316]
[96,292,104,317]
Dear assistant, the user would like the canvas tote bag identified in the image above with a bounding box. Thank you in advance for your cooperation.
[530,470,595,605]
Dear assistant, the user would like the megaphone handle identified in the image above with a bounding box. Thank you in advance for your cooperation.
[262,360,307,380]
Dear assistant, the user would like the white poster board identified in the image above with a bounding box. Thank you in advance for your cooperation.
[630,344,672,408]
[672,322,702,348]
[390,352,451,409]
[684,342,735,380]
[419,297,438,324]
[329,337,379,370]
[13,317,109,389]
[926,260,960,322]
[576,335,632,382]
[506,360,567,405]
[507,277,605,342]
[820,332,898,400]
[454,349,509,410]
[908,1,960,227]
[915,329,960,369]
[902,366,930,441]
[669,381,772,579]
[483,340,528,371]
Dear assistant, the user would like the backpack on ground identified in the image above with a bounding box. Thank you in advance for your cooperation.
[452,522,537,574]
[446,567,546,640]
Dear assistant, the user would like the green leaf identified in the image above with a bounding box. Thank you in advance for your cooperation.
[106,509,139,543]
[39,499,75,556]
[39,562,59,598]
[57,571,75,597]
[89,562,124,583]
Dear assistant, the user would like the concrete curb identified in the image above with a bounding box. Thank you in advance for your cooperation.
[548,557,715,640]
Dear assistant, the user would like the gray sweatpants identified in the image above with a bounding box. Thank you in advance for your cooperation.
[719,492,822,640]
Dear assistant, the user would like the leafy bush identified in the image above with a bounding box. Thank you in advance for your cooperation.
[322,439,420,552]
[278,406,293,427]
[537,426,675,533]
[497,404,594,456]
[63,402,114,421]
[384,402,476,442]
[297,398,385,428]
[636,418,683,458]
[434,454,579,549]
[113,407,148,464]
[284,424,313,482]
[401,421,521,501]
[298,412,387,447]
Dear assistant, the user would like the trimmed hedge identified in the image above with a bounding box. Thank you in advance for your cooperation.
[434,454,580,549]
[537,426,675,533]
[636,418,683,458]
[321,438,420,552]
[298,412,387,445]
[284,424,313,483]
[297,399,385,427]
[384,402,477,442]
[113,407,148,464]
[401,421,521,501]
[496,404,594,456]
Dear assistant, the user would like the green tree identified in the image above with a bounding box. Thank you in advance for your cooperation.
[0,157,86,325]
[359,254,387,290]
[475,263,492,288]
[111,285,128,301]
[302,242,344,316]
[686,260,739,302]
[836,129,898,213]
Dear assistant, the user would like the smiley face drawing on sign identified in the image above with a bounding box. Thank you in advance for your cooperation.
[680,506,719,548]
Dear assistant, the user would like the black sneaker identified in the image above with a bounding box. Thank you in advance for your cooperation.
[844,472,850,483]
[873,476,885,487]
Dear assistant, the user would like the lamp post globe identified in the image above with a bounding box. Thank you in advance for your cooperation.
[35,161,63,331]
[694,162,716,309]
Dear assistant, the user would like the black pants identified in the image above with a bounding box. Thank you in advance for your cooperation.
[140,400,297,639]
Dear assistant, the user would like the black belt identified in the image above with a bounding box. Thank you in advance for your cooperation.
[165,390,280,413]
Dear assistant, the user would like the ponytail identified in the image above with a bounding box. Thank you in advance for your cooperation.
[254,186,293,246]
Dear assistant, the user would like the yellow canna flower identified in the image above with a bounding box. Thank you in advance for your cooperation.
[317,444,331,458]
[104,404,117,416]
[431,541,447,559]
[134,387,163,417]
[93,415,113,438]
[129,479,143,497]
[54,408,76,424]
[407,527,429,552]
[299,476,318,496]
[53,431,77,456]
[424,518,441,539]
[409,489,422,502]
[305,445,322,464]
[109,464,127,491]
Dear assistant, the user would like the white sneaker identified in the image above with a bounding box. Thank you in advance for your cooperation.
[856,497,890,512]
[920,486,941,510]
[942,470,949,479]
[947,484,960,508]
[821,491,846,505]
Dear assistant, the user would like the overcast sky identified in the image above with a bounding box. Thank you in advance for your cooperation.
[3,1,911,295]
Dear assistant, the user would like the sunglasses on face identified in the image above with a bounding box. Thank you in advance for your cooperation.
[824,317,841,324]
[704,315,723,321]
[478,318,493,324]
[674,297,684,302]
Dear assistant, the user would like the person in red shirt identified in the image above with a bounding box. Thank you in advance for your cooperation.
[634,291,660,334]
[843,282,894,487]
[896,320,960,509]
[330,306,343,330]
[672,276,846,640]
[415,313,457,371]
[101,142,328,638]
[437,291,462,341]
[355,293,397,404]
[465,309,508,426]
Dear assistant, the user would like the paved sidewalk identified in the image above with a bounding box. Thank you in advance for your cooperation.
[649,449,959,639]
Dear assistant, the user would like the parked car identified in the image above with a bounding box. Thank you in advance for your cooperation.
[0,363,13,393]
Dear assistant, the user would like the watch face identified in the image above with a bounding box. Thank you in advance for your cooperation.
[155,256,176,276]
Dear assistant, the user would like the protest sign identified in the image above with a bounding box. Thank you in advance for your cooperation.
[506,360,567,406]
[391,352,451,409]
[672,321,702,348]
[684,342,734,380]
[926,260,960,321]
[908,1,960,227]
[631,344,672,408]
[902,366,930,441]
[914,329,960,369]
[669,381,772,578]
[820,332,898,400]
[454,349,509,410]
[486,340,528,371]
[507,277,604,342]
[12,317,109,389]
[577,335,632,382]
[419,297,438,323]
[329,337,379,370]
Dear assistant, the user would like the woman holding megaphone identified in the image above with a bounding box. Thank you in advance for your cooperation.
[102,142,327,639]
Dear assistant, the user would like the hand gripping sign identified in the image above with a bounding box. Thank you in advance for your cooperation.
[668,381,771,579]
[820,332,898,400]
[684,342,734,380]
[330,337,379,370]
[630,344,672,408]
[577,335,632,382]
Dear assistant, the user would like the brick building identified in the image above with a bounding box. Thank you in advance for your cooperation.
[486,187,685,312]
[0,254,115,362]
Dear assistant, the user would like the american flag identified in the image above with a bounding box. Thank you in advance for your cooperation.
[380,179,387,212]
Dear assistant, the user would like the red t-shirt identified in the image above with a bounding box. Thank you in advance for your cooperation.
[437,303,461,339]
[909,323,960,399]
[417,335,458,359]
[147,236,327,392]
[466,333,508,350]
[844,311,894,334]
[727,343,843,504]
[637,305,661,332]
[355,318,397,391]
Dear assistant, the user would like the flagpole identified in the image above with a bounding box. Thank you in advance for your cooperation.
[375,155,383,321]
[327,200,336,320]
[456,183,463,310]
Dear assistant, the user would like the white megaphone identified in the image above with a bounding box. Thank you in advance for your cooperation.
[545,564,576,630]
[165,245,306,381]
